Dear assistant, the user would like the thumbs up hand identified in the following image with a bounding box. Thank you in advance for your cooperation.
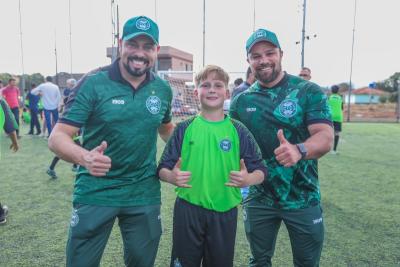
[226,159,250,188]
[170,158,192,188]
[82,141,112,176]
[274,129,302,167]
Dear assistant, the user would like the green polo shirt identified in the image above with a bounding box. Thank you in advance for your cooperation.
[230,73,332,210]
[60,59,172,206]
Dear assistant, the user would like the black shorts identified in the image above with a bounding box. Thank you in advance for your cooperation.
[171,197,238,267]
[333,121,342,132]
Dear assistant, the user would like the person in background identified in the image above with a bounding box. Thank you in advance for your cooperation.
[26,83,41,135]
[299,67,312,81]
[328,85,344,154]
[1,78,21,137]
[31,76,61,137]
[0,97,19,224]
[231,67,256,99]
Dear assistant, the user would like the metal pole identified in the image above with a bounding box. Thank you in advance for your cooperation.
[68,0,73,76]
[54,30,59,86]
[202,0,205,67]
[347,0,357,122]
[18,0,26,98]
[253,0,256,32]
[154,0,159,72]
[397,79,400,123]
[301,0,306,68]
[155,0,158,22]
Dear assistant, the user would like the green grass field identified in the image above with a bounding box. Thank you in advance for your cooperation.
[0,123,399,266]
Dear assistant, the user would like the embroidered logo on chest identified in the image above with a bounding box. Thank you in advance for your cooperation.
[219,139,232,152]
[146,96,161,114]
[278,99,297,118]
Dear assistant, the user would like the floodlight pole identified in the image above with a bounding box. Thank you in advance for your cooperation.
[347,0,357,122]
[301,0,307,68]
[68,0,73,76]
[397,79,400,123]
[202,0,206,67]
[18,0,26,97]
[253,0,256,32]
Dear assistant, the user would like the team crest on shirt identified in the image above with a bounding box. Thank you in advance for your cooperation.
[70,208,79,227]
[278,99,297,118]
[146,96,161,114]
[219,139,232,152]
[136,18,150,30]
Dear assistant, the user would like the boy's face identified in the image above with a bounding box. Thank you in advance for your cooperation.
[195,72,228,111]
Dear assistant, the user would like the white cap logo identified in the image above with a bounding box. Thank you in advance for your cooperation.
[136,18,150,30]
[255,30,266,38]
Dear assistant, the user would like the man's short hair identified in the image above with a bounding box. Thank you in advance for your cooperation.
[8,78,16,83]
[234,78,243,87]
[66,78,77,87]
[301,67,311,72]
[331,85,339,94]
[46,76,53,82]
[246,66,252,80]
[195,65,230,87]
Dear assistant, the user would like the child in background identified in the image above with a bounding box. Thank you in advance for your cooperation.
[158,65,267,267]
[46,131,81,179]
[21,108,31,124]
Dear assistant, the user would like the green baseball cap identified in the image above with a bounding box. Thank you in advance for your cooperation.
[122,16,159,45]
[246,28,280,54]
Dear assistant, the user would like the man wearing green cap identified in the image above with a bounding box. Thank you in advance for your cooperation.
[49,15,174,267]
[230,28,333,266]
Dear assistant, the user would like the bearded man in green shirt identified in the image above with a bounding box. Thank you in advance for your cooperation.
[48,16,174,267]
[230,28,333,266]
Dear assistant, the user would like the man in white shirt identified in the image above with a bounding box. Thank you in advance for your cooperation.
[31,76,61,136]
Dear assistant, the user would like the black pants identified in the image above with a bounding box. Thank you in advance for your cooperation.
[244,200,324,267]
[11,107,20,135]
[29,109,41,134]
[49,139,81,170]
[171,198,238,267]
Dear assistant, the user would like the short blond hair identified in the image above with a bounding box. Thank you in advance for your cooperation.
[195,65,229,87]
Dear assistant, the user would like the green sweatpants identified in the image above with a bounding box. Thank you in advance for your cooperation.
[66,203,162,267]
[243,199,324,267]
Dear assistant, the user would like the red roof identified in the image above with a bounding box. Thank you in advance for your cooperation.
[352,87,387,95]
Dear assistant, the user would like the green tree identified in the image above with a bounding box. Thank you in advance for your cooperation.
[0,73,14,85]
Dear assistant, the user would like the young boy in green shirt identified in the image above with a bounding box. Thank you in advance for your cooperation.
[158,65,267,267]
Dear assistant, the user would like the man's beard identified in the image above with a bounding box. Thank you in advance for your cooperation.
[255,62,282,85]
[123,56,152,77]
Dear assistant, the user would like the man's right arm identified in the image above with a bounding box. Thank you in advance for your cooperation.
[48,123,112,176]
[30,86,41,95]
[48,123,86,165]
